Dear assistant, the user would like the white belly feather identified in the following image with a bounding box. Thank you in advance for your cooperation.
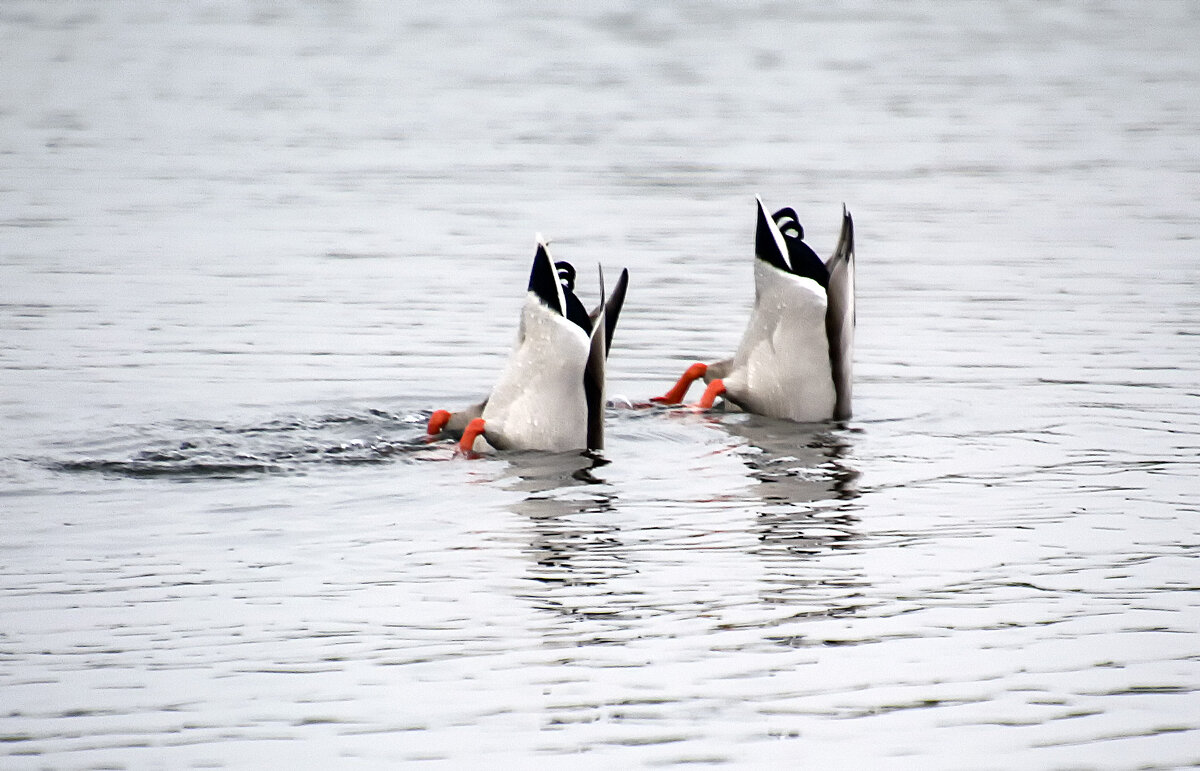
[478,295,590,451]
[723,261,836,422]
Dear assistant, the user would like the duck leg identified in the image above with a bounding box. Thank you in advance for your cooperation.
[697,379,726,409]
[650,362,708,405]
[458,418,487,454]
[427,410,451,435]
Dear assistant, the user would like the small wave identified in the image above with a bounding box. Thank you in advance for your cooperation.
[40,408,438,480]
[47,457,289,478]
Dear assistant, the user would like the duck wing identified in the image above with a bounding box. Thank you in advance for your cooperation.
[584,266,609,451]
[589,267,629,358]
[825,206,855,420]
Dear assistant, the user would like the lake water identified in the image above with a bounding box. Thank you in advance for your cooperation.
[3,1,1199,767]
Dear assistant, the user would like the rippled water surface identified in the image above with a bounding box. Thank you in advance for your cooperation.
[4,1,1200,767]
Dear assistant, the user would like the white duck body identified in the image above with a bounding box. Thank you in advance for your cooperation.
[429,243,627,455]
[651,198,853,421]
[721,258,836,422]
[472,293,591,452]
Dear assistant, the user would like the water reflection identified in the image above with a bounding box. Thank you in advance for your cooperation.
[719,415,861,551]
[717,415,859,494]
[497,450,613,493]
[494,418,871,654]
[499,455,619,558]
[499,452,643,644]
[715,415,870,643]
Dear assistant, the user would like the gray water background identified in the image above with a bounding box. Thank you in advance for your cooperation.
[2,1,1199,767]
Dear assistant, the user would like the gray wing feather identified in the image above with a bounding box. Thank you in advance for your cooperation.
[584,267,608,451]
[589,268,629,358]
[825,206,855,420]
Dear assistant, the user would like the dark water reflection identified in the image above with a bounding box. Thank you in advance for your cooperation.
[723,417,869,645]
[498,414,869,655]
